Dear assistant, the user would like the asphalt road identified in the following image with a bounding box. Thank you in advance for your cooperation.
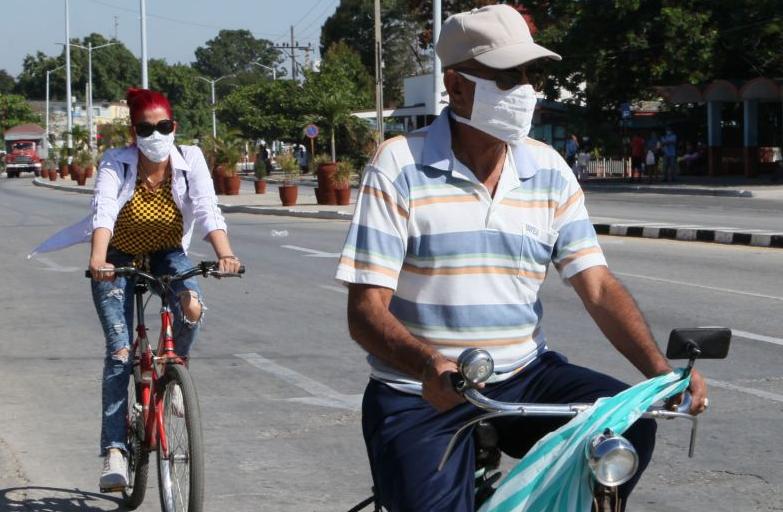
[0,177,781,511]
[585,191,783,232]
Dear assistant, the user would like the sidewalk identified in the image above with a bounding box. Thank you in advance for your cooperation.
[579,174,783,199]
[31,174,783,249]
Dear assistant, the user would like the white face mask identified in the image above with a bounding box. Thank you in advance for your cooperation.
[451,72,537,144]
[136,131,175,163]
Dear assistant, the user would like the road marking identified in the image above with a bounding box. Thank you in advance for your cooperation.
[613,272,783,302]
[320,284,348,294]
[733,330,783,347]
[235,352,361,411]
[282,244,341,258]
[707,379,783,404]
[33,256,80,273]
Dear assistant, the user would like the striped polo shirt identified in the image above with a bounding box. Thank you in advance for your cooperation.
[335,108,606,393]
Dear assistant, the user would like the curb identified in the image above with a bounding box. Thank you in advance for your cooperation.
[594,223,783,248]
[581,183,753,198]
[32,178,782,248]
[33,177,93,195]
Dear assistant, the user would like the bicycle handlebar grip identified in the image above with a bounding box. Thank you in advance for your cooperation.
[84,270,91,278]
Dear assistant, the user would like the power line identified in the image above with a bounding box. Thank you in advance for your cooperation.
[297,0,340,40]
[292,0,328,30]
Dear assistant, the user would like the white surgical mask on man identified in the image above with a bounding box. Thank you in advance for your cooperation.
[136,131,175,162]
[450,72,537,144]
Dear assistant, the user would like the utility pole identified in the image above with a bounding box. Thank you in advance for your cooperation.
[45,65,65,154]
[290,25,296,81]
[114,16,119,40]
[274,32,310,81]
[374,0,384,143]
[432,0,442,119]
[140,0,148,88]
[64,0,73,152]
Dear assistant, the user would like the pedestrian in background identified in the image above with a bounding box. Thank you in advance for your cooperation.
[565,133,579,170]
[630,133,646,181]
[645,131,660,181]
[661,127,678,182]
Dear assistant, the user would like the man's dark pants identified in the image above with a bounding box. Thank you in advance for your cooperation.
[363,351,657,512]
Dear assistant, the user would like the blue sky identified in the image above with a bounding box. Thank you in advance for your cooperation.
[1,0,340,76]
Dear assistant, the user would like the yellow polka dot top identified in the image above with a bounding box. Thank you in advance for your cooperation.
[111,176,184,255]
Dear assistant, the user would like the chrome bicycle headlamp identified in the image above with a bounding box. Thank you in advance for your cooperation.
[587,429,639,487]
[457,348,494,386]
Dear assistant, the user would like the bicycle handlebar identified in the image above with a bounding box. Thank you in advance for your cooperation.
[84,261,246,281]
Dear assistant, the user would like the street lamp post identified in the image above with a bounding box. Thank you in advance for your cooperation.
[197,75,234,139]
[45,64,66,154]
[67,42,119,151]
[251,62,276,80]
[59,41,118,151]
[140,0,148,88]
[64,0,72,152]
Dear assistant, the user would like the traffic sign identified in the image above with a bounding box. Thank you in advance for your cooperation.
[304,124,319,139]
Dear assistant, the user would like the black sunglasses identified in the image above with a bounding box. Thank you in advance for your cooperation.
[134,119,175,137]
[456,65,546,91]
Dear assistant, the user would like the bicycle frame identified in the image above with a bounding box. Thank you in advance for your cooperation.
[131,279,180,461]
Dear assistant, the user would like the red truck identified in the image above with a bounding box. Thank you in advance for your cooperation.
[3,123,45,178]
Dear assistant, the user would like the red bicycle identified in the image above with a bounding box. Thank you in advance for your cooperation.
[87,261,244,512]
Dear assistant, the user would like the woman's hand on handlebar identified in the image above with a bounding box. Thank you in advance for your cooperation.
[89,259,115,281]
[217,255,242,275]
[421,355,465,412]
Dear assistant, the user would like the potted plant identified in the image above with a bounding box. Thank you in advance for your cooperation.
[277,151,300,206]
[72,149,91,186]
[217,139,242,195]
[200,135,224,194]
[84,152,96,178]
[313,153,337,205]
[253,156,268,194]
[58,146,69,178]
[333,160,353,206]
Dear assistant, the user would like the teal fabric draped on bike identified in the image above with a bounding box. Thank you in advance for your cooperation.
[479,370,691,512]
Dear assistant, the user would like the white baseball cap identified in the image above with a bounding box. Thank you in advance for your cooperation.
[436,4,561,69]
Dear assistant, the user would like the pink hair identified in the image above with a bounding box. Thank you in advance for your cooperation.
[126,88,173,124]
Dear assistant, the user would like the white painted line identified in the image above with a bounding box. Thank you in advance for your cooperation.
[707,379,783,404]
[34,256,80,273]
[733,330,783,347]
[235,352,361,411]
[320,284,348,294]
[281,244,341,258]
[613,271,783,302]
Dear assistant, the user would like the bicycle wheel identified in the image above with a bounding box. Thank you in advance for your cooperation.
[123,374,149,508]
[157,363,204,512]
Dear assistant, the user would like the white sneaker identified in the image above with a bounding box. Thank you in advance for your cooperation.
[170,384,185,418]
[99,448,128,491]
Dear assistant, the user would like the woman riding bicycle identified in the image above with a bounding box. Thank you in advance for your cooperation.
[34,87,241,490]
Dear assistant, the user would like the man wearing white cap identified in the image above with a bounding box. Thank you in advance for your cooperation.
[336,5,707,511]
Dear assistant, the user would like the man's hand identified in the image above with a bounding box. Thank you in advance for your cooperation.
[421,355,465,412]
[667,368,708,415]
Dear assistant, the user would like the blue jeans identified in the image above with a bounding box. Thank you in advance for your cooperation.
[363,352,657,512]
[91,247,204,455]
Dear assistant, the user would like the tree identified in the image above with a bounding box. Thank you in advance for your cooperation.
[148,59,212,139]
[0,94,41,135]
[193,29,284,80]
[0,70,15,94]
[218,79,308,142]
[303,42,374,161]
[15,34,139,101]
[320,0,429,106]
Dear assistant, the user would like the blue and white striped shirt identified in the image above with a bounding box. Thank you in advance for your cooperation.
[336,108,606,393]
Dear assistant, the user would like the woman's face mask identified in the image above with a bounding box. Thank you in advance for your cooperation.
[450,72,538,144]
[136,130,175,163]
